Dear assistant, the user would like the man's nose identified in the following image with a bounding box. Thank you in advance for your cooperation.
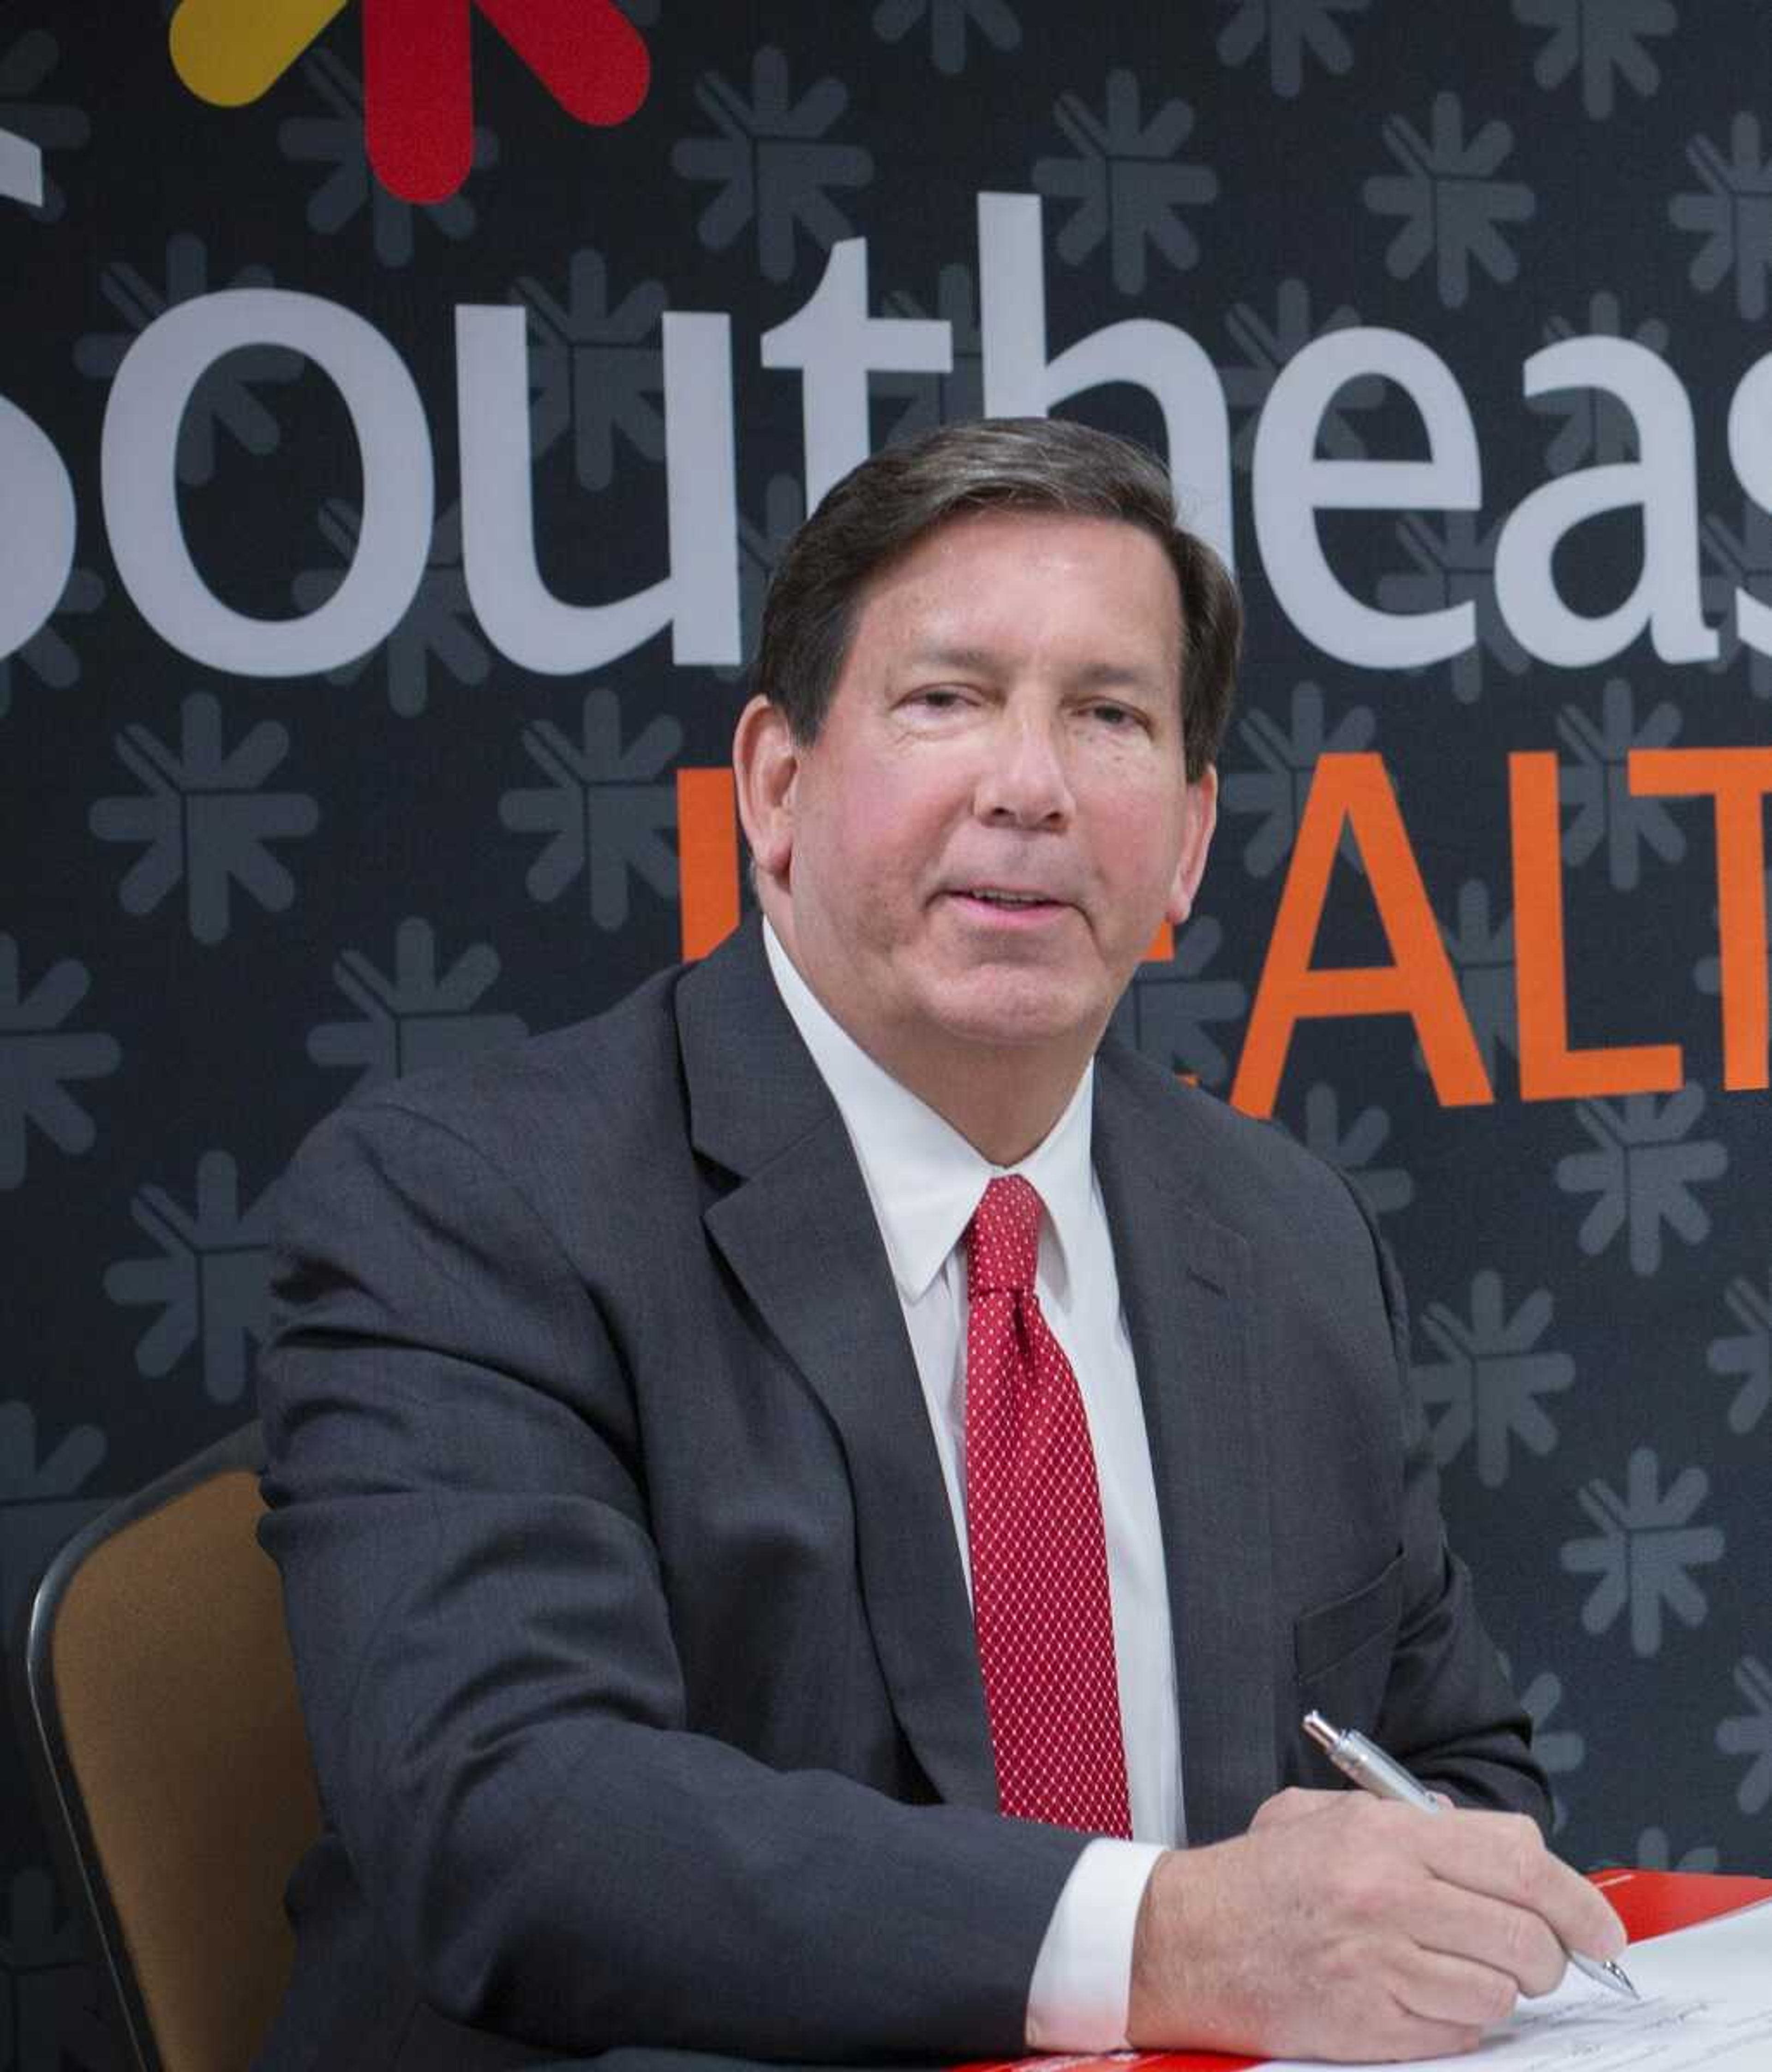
[974,711,1075,826]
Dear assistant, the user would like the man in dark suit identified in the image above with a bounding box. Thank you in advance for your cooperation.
[257,418,1626,2072]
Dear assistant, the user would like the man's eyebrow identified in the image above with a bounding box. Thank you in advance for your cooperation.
[898,644,1166,691]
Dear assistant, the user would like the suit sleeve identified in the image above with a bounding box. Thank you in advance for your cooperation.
[1339,1173,1553,1826]
[258,1094,1086,2062]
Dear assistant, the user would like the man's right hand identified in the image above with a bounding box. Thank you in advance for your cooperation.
[1126,1790,1628,2063]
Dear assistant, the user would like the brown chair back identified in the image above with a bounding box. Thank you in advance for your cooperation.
[13,1423,321,2072]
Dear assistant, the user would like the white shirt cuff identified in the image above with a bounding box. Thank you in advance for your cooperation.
[1025,1839,1167,2051]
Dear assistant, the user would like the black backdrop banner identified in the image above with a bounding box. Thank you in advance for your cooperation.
[4,3,1770,2055]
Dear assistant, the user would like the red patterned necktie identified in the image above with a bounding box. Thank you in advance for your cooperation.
[963,1173,1132,1837]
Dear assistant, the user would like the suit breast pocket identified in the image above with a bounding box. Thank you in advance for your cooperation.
[1293,1548,1404,1732]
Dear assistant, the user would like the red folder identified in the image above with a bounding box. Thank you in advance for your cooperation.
[958,1869,1772,2072]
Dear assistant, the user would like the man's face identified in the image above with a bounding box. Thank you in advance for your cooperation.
[740,507,1218,1098]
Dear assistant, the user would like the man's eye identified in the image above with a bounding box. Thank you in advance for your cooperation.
[1089,702,1138,728]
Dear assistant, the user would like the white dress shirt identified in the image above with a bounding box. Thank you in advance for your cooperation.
[763,921,1176,2048]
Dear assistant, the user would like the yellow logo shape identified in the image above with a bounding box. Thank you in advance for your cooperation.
[169,0,349,108]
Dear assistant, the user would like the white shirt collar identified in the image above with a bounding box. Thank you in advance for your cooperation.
[762,918,1096,1306]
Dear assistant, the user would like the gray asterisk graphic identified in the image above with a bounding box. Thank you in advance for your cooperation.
[293,502,487,717]
[1220,681,1376,879]
[1437,883,1518,1081]
[1670,113,1772,322]
[1221,280,1383,472]
[1561,1447,1724,1655]
[0,567,103,720]
[1556,1087,1727,1276]
[876,265,986,442]
[1296,1085,1413,1217]
[1032,72,1218,294]
[671,47,874,283]
[103,1151,275,1405]
[1530,295,1671,472]
[721,474,807,682]
[1377,515,1529,705]
[72,234,303,485]
[1706,1270,1772,1435]
[1216,0,1370,99]
[0,937,120,1190]
[0,30,89,221]
[517,249,665,490]
[872,0,1021,76]
[280,49,494,268]
[1557,678,1684,891]
[1515,0,1676,120]
[1693,871,1772,1072]
[1364,92,1535,308]
[1509,1663,1585,1833]
[500,688,682,927]
[1700,500,1772,697]
[1413,1270,1573,1487]
[1633,1826,1719,1873]
[0,1400,105,1640]
[89,693,320,944]
[1717,1656,1772,1813]
[306,919,529,1096]
[0,1864,114,2072]
[1117,918,1248,1090]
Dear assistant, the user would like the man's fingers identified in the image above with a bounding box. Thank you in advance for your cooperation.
[1391,1943,1523,2032]
[1414,1808,1629,1964]
[1405,1877,1568,1999]
[1250,1785,1344,1829]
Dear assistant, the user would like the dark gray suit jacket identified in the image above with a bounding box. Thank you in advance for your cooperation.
[254,918,1544,2072]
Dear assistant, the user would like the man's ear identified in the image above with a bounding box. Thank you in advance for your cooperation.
[732,694,800,884]
[1164,765,1219,926]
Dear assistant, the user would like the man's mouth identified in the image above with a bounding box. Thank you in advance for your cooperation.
[964,888,1054,907]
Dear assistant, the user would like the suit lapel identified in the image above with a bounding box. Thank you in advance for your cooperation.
[1095,1055,1277,1844]
[677,925,997,1811]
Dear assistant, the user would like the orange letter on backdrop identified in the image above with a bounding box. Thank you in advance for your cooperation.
[1508,752,1684,1100]
[1231,752,1492,1118]
[676,766,740,961]
[1629,746,1772,1091]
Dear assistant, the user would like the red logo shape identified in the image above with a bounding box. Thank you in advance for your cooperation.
[364,0,649,203]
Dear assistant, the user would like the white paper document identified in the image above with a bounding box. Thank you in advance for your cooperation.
[1264,1898,1772,2071]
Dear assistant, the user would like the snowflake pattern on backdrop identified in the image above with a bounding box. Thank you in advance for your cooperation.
[871,0,1021,77]
[1561,1447,1724,1657]
[672,47,874,284]
[0,938,120,1191]
[516,249,666,490]
[104,1151,275,1404]
[1413,1271,1574,1487]
[1706,1269,1772,1435]
[1670,112,1772,322]
[1221,682,1376,879]
[1556,1087,1727,1277]
[1514,0,1676,122]
[306,919,529,1095]
[1216,0,1371,100]
[1032,71,1217,295]
[1438,882,1519,1081]
[1699,498,1772,698]
[1118,917,1248,1089]
[1716,1655,1772,1813]
[1556,679,1685,892]
[500,688,682,926]
[1297,1085,1413,1216]
[89,693,320,944]
[1363,93,1535,308]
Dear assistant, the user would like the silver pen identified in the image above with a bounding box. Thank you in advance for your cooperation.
[1301,1711,1639,2001]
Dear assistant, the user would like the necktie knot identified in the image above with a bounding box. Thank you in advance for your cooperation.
[966,1174,1042,1298]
